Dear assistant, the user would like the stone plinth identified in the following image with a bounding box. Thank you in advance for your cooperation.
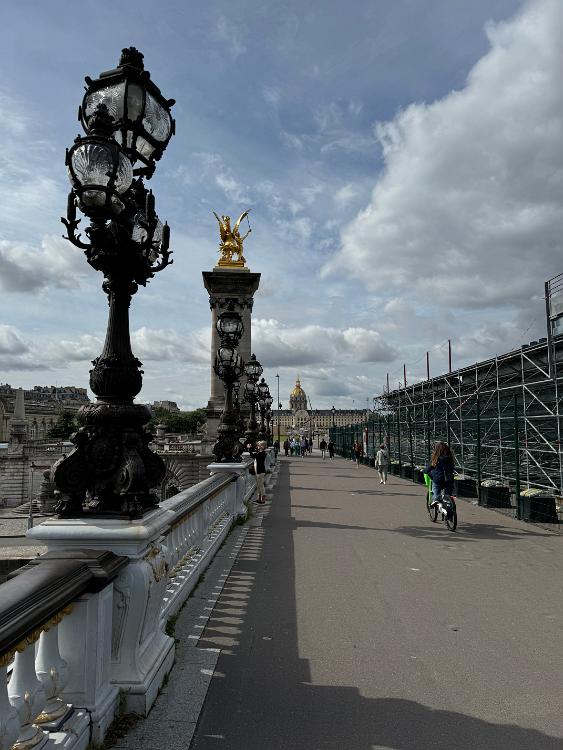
[202,268,260,442]
[27,509,176,716]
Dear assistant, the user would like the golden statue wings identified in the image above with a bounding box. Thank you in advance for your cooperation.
[213,210,251,268]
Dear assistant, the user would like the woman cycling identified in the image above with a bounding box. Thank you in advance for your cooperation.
[425,442,455,506]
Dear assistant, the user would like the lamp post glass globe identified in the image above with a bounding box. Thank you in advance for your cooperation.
[245,354,263,381]
[257,378,269,399]
[243,380,256,400]
[81,47,175,176]
[216,307,244,345]
[215,346,243,379]
[66,104,133,217]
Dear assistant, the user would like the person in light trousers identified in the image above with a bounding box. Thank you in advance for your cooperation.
[252,440,268,503]
[375,443,389,484]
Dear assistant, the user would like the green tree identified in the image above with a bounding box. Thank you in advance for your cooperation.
[147,407,206,435]
[47,410,78,440]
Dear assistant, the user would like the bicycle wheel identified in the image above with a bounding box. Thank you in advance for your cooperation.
[427,492,438,522]
[445,501,457,531]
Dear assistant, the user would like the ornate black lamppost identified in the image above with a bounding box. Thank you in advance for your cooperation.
[212,306,245,462]
[265,397,273,445]
[53,48,175,518]
[243,354,263,446]
[257,378,270,442]
[233,382,246,438]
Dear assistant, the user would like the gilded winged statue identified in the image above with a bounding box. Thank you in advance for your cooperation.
[213,210,251,267]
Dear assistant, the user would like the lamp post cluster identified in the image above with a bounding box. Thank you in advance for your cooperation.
[212,318,275,462]
[212,304,245,463]
[53,48,175,518]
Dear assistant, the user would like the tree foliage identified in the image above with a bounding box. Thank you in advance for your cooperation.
[148,407,206,435]
[46,410,78,440]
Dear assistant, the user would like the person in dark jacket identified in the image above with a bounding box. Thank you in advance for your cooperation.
[251,440,268,503]
[425,442,455,505]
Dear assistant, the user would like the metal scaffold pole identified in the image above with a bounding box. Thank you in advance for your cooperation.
[514,394,521,518]
[476,393,482,506]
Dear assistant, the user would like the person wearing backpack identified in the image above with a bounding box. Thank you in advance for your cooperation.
[374,443,389,484]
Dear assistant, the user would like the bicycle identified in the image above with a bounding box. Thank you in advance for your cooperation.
[426,484,458,531]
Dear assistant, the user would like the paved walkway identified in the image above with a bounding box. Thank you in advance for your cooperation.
[133,454,563,749]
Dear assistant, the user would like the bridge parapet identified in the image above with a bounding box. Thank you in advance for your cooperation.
[0,458,260,750]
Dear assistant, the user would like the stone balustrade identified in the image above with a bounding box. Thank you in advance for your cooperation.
[0,455,266,750]
[0,551,127,750]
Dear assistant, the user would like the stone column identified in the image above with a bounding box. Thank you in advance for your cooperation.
[202,268,260,450]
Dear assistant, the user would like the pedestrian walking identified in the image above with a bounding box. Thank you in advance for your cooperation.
[353,440,363,468]
[327,440,335,460]
[319,438,327,459]
[251,440,268,504]
[375,443,389,484]
[300,436,307,456]
[283,439,290,456]
[273,439,279,458]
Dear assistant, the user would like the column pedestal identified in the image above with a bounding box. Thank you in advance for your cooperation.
[27,508,176,716]
[202,268,260,444]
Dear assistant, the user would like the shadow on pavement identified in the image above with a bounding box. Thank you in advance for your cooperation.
[190,462,562,749]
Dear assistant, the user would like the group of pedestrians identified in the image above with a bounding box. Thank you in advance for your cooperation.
[283,437,312,456]
[347,439,455,497]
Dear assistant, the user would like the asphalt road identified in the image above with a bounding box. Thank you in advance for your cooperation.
[190,454,563,749]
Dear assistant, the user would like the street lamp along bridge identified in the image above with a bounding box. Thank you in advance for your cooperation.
[55,47,176,519]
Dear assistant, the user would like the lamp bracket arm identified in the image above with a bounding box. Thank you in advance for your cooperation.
[61,216,91,250]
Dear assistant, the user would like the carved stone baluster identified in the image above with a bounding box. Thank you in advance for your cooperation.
[0,664,20,750]
[35,618,70,726]
[8,644,48,750]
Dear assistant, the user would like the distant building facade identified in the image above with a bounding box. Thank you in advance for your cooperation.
[0,384,89,442]
[275,377,364,436]
[152,400,180,413]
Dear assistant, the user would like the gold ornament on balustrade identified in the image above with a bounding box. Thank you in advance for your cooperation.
[0,605,74,668]
[213,210,251,268]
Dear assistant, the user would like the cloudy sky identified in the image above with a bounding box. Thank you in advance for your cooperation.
[1,0,561,410]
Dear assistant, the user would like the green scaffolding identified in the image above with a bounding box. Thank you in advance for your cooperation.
[330,336,563,499]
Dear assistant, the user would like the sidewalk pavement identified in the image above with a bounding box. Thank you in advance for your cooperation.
[119,455,563,749]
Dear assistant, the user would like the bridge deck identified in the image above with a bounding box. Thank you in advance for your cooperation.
[135,454,563,748]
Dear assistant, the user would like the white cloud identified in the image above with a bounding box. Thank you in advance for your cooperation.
[212,16,247,60]
[334,183,358,210]
[0,325,45,371]
[325,0,563,310]
[215,172,251,205]
[263,86,281,108]
[252,318,397,367]
[0,89,65,243]
[0,235,90,293]
[131,327,209,364]
[0,325,29,355]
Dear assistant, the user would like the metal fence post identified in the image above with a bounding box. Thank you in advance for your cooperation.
[476,393,482,506]
[396,411,402,472]
[378,414,382,449]
[514,394,521,518]
[408,411,415,482]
